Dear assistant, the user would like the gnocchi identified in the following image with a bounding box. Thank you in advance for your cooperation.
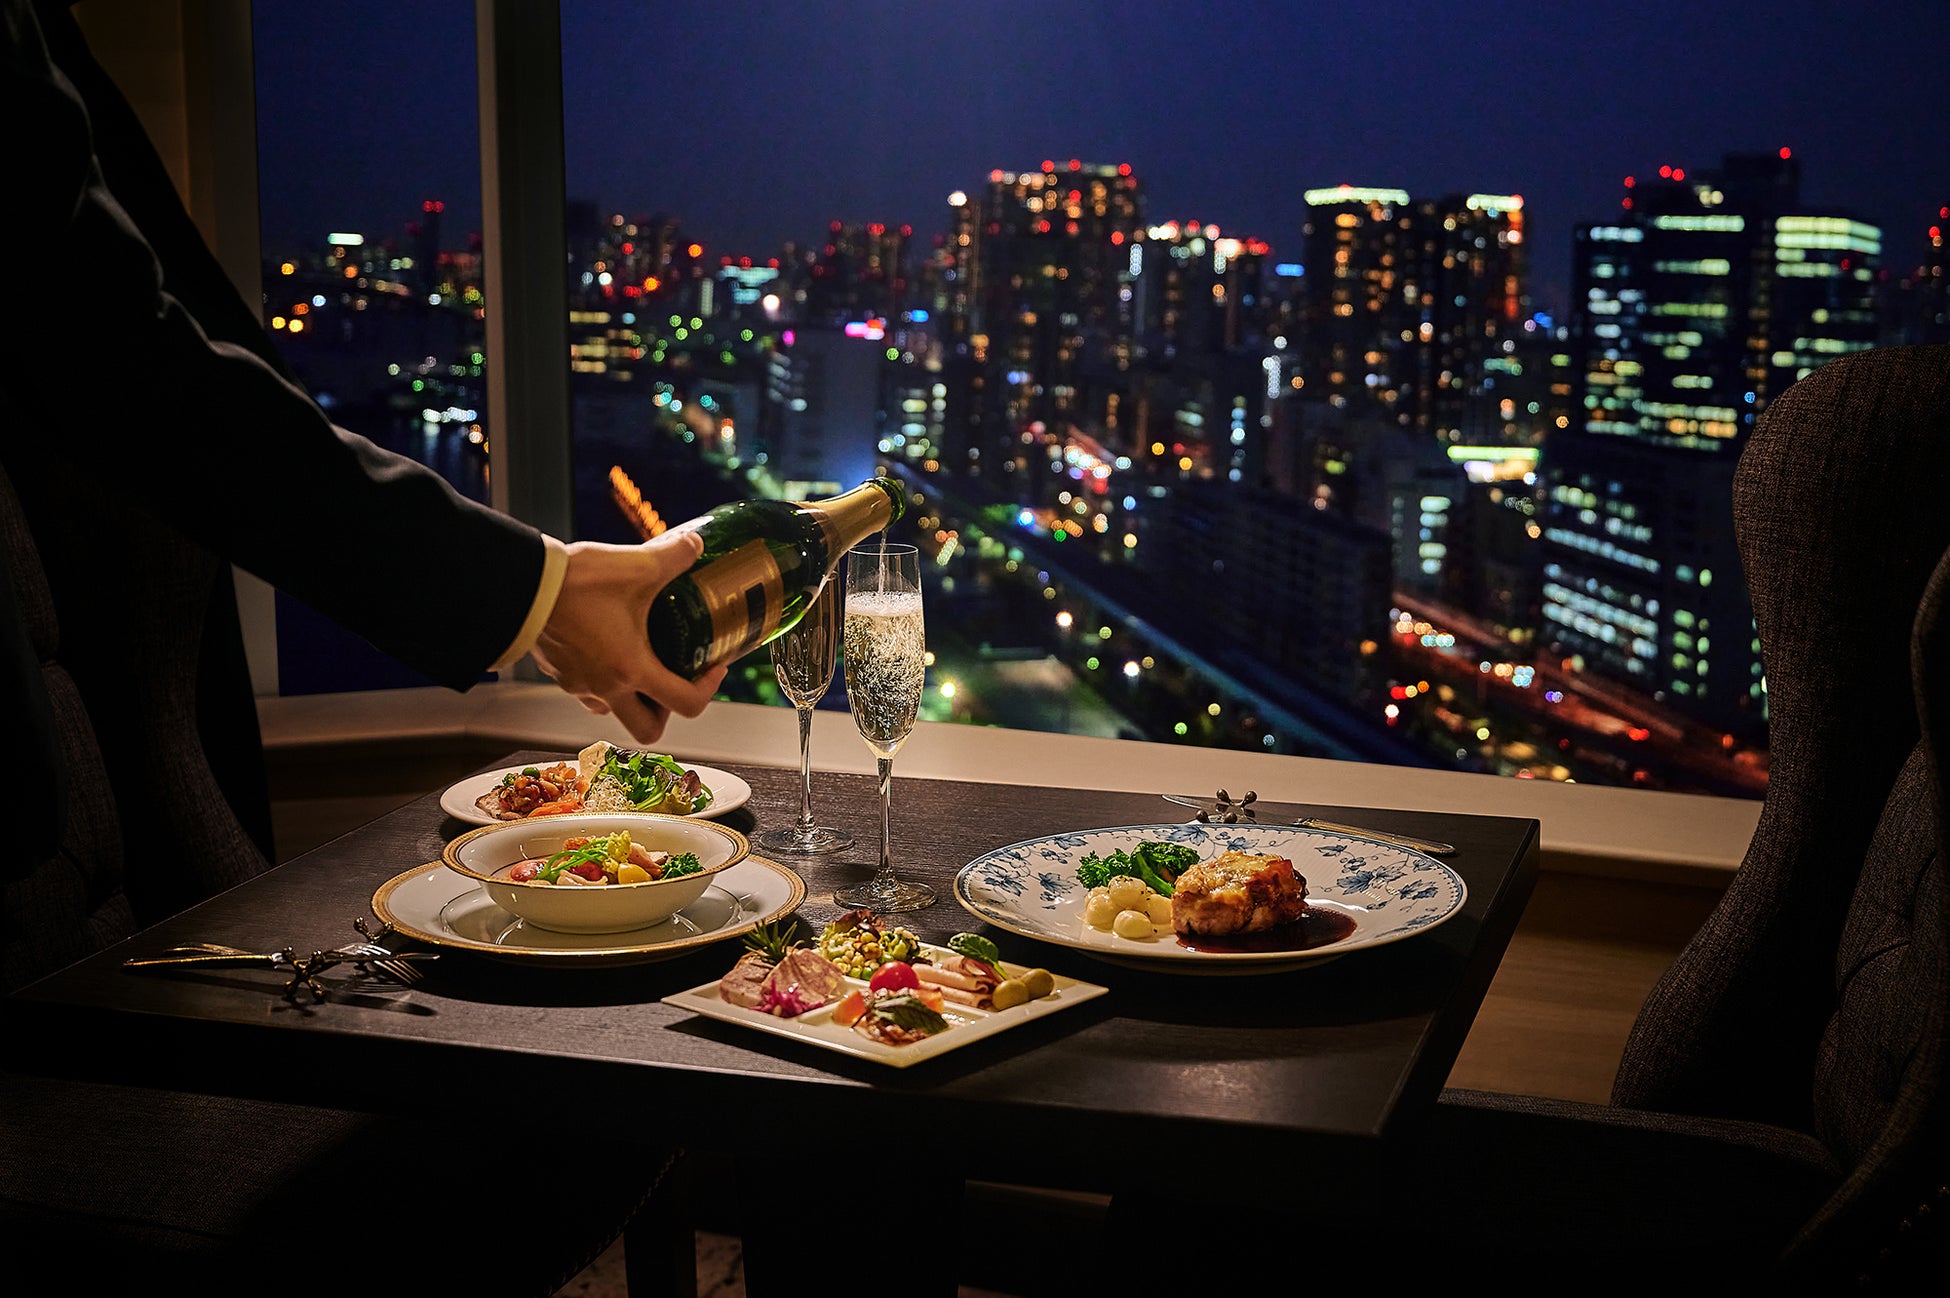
[1084,878,1170,940]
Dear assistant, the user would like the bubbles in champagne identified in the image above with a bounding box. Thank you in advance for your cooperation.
[842,590,925,756]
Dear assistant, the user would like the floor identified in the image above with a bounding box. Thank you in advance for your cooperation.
[557,1233,1017,1298]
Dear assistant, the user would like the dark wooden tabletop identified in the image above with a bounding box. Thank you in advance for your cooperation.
[5,750,1538,1195]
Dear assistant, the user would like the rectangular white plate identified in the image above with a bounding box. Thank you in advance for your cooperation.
[662,950,1109,1069]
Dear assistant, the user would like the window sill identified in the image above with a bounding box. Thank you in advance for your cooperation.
[257,680,1755,889]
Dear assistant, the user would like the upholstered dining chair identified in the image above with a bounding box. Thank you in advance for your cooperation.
[1400,344,1950,1292]
[0,446,691,1295]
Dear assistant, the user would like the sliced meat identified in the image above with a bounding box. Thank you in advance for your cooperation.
[762,949,849,1006]
[914,953,999,993]
[718,952,774,1007]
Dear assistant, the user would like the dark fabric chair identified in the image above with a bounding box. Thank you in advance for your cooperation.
[0,447,687,1295]
[1407,344,1950,1291]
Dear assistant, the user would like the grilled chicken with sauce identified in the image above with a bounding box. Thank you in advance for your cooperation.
[1169,851,1308,936]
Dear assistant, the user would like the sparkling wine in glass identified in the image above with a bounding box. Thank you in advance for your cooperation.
[755,582,853,855]
[834,543,933,912]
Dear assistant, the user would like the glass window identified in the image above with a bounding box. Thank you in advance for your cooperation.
[550,4,1936,796]
[518,6,1940,796]
[253,1,487,691]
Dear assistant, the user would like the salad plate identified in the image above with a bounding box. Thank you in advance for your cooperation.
[662,946,1108,1069]
[371,855,802,966]
[440,761,752,826]
[955,822,1467,975]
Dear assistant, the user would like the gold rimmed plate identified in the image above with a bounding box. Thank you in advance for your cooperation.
[372,856,805,967]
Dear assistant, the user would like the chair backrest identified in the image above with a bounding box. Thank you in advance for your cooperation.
[1611,345,1950,1278]
[1790,540,1949,1282]
[0,455,135,995]
[0,444,272,997]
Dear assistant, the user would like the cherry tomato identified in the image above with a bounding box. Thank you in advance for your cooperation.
[570,861,606,882]
[868,961,920,993]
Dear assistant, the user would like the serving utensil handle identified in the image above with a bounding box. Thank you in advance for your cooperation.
[1292,818,1456,856]
[123,952,285,971]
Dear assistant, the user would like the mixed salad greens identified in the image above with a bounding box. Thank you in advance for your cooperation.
[519,830,702,885]
[583,747,714,815]
[1075,840,1199,897]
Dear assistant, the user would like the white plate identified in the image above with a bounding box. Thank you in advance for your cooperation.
[372,856,803,966]
[439,761,752,826]
[662,946,1108,1068]
[955,822,1467,975]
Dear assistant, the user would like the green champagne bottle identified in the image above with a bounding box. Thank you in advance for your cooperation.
[647,476,908,677]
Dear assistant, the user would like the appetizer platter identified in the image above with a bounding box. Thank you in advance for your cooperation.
[955,822,1467,974]
[440,741,752,826]
[663,914,1108,1068]
[371,854,803,966]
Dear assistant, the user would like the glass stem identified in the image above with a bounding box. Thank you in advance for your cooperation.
[794,705,816,835]
[873,755,895,894]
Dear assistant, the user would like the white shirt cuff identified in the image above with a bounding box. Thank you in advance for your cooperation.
[490,534,570,671]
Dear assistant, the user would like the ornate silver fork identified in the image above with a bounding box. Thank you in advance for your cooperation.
[1161,791,1457,855]
[124,919,437,1001]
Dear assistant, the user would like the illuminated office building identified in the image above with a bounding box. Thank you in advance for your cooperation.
[1297,188,1534,607]
[1130,221,1271,357]
[1886,204,1948,345]
[1299,186,1529,440]
[802,220,911,325]
[1298,187,1418,422]
[1121,221,1277,487]
[1543,150,1880,736]
[951,161,1146,486]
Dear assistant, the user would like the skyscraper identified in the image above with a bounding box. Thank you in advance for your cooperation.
[1296,188,1535,607]
[954,161,1145,488]
[1543,150,1880,737]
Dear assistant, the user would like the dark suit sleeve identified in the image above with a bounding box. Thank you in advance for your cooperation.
[0,0,544,691]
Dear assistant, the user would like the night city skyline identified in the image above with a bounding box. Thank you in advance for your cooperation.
[253,0,1947,313]
[249,1,1947,797]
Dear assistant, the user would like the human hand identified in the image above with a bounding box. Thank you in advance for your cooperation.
[530,531,728,744]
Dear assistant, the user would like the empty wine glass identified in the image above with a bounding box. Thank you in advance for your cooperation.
[834,542,933,912]
[755,581,853,855]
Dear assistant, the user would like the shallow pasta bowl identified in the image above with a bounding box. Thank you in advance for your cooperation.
[441,812,749,934]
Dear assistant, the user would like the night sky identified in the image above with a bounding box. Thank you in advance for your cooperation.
[254,0,1945,314]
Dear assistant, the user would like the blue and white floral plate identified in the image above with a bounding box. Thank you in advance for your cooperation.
[954,822,1467,975]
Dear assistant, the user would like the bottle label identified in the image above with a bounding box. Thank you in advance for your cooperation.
[699,540,786,663]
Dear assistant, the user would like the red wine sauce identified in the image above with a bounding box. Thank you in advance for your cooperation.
[1175,906,1358,954]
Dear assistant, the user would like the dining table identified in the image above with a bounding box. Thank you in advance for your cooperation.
[4,749,1538,1292]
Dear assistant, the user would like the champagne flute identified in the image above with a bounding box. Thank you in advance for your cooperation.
[755,581,853,855]
[834,543,934,912]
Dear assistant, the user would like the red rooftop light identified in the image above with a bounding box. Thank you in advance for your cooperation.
[1624,176,1635,188]
[1659,166,1671,178]
[1780,146,1792,159]
[1118,163,1132,176]
[1673,168,1686,181]
[1042,159,1056,172]
[1068,158,1081,170]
